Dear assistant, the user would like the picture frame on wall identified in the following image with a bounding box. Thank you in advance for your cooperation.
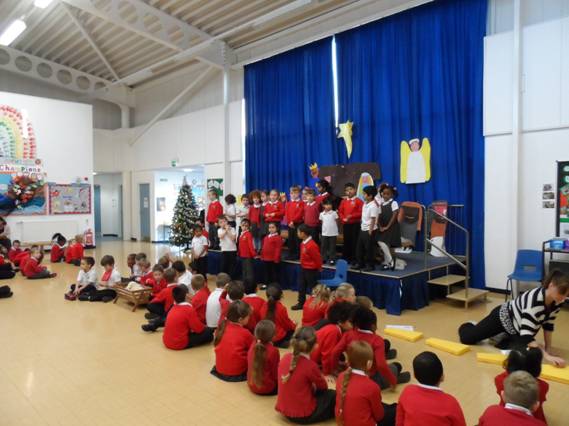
[49,183,92,215]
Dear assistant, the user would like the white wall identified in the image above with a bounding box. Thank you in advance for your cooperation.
[94,173,122,236]
[0,91,94,243]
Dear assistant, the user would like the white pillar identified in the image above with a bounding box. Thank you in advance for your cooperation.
[512,0,522,250]
[223,43,232,195]
[121,171,132,241]
[120,104,130,129]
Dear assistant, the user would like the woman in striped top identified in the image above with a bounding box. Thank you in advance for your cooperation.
[458,270,568,367]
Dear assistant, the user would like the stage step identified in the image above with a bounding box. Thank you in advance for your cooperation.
[446,288,489,308]
[427,274,466,286]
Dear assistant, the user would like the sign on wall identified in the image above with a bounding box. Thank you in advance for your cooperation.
[207,178,224,197]
[49,183,91,215]
[557,161,569,237]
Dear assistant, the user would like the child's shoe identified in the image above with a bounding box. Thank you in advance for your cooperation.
[145,312,159,320]
[64,292,76,301]
[49,273,58,278]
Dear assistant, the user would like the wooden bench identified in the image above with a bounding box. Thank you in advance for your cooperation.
[113,284,153,312]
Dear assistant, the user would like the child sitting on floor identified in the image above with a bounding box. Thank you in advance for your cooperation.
[81,255,121,302]
[0,246,16,279]
[144,264,166,295]
[134,260,151,283]
[172,260,192,292]
[131,253,147,278]
[331,306,408,390]
[242,278,267,333]
[494,348,549,423]
[189,274,209,324]
[218,280,245,325]
[211,300,254,382]
[65,235,84,266]
[15,246,34,270]
[302,284,331,327]
[162,285,214,350]
[142,268,178,332]
[64,257,97,300]
[127,253,136,274]
[23,247,57,280]
[396,351,466,426]
[276,327,336,424]
[8,240,22,263]
[260,284,297,348]
[336,341,397,426]
[50,233,66,263]
[480,371,544,426]
[205,272,231,328]
[247,320,280,395]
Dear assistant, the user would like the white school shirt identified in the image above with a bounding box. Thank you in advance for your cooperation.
[236,205,249,228]
[97,268,121,290]
[177,271,194,294]
[77,268,97,286]
[132,264,143,277]
[381,198,399,211]
[192,235,209,258]
[319,210,339,237]
[206,287,224,327]
[225,204,237,222]
[361,201,380,231]
[218,226,237,251]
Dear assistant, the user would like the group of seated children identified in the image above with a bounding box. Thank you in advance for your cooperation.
[50,233,85,265]
[64,255,121,301]
[205,179,404,277]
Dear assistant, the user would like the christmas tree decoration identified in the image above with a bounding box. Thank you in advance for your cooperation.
[170,177,199,248]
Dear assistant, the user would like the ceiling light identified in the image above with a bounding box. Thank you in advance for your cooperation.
[183,168,193,172]
[34,0,54,9]
[0,19,26,46]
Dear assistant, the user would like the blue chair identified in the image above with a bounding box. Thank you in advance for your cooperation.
[506,250,543,300]
[319,259,349,289]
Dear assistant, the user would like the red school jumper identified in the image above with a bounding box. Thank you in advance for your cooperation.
[248,204,261,226]
[190,286,210,324]
[310,323,343,375]
[335,370,385,426]
[285,199,304,225]
[300,238,322,270]
[22,257,46,278]
[16,251,31,269]
[479,405,545,426]
[261,233,283,262]
[163,303,205,350]
[259,300,296,343]
[238,230,256,259]
[338,196,364,224]
[242,294,267,332]
[247,341,280,395]
[145,277,167,295]
[214,321,255,376]
[8,247,22,263]
[302,296,329,327]
[495,371,548,423]
[206,200,223,224]
[396,384,466,426]
[264,200,284,223]
[276,353,328,418]
[50,244,64,262]
[151,284,177,312]
[303,202,320,227]
[65,243,84,263]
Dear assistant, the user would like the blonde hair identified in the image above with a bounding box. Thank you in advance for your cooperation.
[355,296,373,309]
[281,327,316,383]
[250,320,276,388]
[503,371,539,410]
[310,284,331,308]
[190,274,205,291]
[335,283,355,299]
[338,341,374,426]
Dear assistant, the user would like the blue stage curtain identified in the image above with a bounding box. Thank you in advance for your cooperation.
[335,0,487,288]
[244,38,337,192]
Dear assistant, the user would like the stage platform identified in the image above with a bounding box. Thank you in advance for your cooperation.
[206,250,459,315]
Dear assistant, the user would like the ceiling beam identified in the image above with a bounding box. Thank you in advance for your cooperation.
[0,45,134,107]
[61,3,121,81]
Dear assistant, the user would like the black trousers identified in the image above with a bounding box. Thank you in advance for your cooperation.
[210,366,247,382]
[241,257,255,282]
[70,284,96,294]
[342,222,360,262]
[0,285,12,298]
[371,363,401,390]
[298,268,319,304]
[286,389,336,424]
[0,263,15,280]
[378,403,397,426]
[274,329,294,348]
[304,225,320,246]
[208,222,219,249]
[356,230,377,267]
[28,270,52,280]
[193,256,208,278]
[147,302,166,317]
[320,236,337,262]
[263,261,280,285]
[220,251,237,279]
[187,328,214,348]
[287,224,301,258]
[88,289,117,302]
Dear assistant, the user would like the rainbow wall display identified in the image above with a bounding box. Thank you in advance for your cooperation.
[0,105,37,159]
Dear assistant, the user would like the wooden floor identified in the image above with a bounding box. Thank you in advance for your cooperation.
[0,240,567,426]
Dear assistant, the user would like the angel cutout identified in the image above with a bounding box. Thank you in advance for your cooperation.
[337,121,353,159]
[400,138,431,184]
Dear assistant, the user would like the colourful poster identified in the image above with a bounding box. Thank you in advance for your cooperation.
[207,178,223,197]
[557,161,569,237]
[49,184,91,215]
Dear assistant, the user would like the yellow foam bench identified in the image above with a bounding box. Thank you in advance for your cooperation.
[425,338,470,356]
[540,364,569,385]
[476,352,507,366]
[384,328,423,342]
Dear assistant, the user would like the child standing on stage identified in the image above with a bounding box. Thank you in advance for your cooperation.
[396,351,466,426]
[238,219,256,283]
[276,327,336,424]
[338,183,363,264]
[206,189,224,250]
[218,216,237,278]
[261,222,283,286]
[191,224,208,278]
[259,190,269,240]
[303,189,320,244]
[64,257,97,300]
[285,185,304,260]
[336,341,397,426]
[356,186,379,272]
[224,194,237,228]
[319,199,339,265]
[292,224,322,311]
[264,189,284,230]
[236,194,250,233]
[247,320,280,395]
[377,183,401,271]
[248,191,262,251]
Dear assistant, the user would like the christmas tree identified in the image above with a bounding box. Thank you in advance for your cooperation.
[170,178,199,248]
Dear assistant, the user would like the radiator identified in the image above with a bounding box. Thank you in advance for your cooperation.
[16,220,79,243]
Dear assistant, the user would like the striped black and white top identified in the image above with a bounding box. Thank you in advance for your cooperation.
[499,287,563,340]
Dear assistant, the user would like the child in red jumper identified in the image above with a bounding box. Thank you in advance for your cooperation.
[15,247,34,270]
[311,301,355,376]
[260,285,296,348]
[247,319,280,395]
[248,191,262,251]
[163,285,213,350]
[302,284,331,327]
[336,341,397,426]
[143,265,166,295]
[396,351,466,426]
[206,189,224,250]
[8,239,22,263]
[189,274,209,324]
[331,306,409,390]
[261,222,283,286]
[338,182,363,264]
[211,300,254,382]
[23,248,56,279]
[50,233,66,263]
[242,278,267,333]
[494,348,548,423]
[217,280,245,326]
[238,219,257,283]
[142,268,178,332]
[264,189,284,228]
[65,235,84,266]
[285,185,304,260]
[303,189,320,244]
[480,371,545,426]
[292,224,322,311]
[276,327,336,424]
